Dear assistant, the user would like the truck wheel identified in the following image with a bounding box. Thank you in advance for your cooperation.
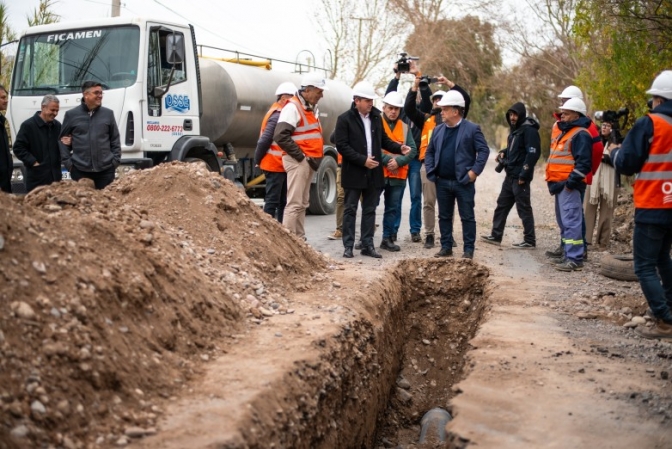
[308,156,337,215]
[599,254,638,282]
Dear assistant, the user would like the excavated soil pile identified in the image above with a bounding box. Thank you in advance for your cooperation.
[0,163,328,448]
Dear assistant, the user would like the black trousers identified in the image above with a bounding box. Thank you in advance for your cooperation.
[71,166,116,190]
[491,176,536,245]
[343,185,381,249]
[263,170,287,223]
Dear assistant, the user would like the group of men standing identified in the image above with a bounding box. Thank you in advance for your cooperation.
[0,81,121,194]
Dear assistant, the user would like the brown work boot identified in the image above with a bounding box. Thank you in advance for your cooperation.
[636,320,672,340]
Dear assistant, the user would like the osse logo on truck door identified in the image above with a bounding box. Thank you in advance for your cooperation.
[165,94,190,113]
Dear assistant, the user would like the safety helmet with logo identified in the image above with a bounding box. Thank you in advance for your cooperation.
[557,85,583,100]
[382,91,404,108]
[560,97,587,115]
[645,70,672,100]
[352,81,378,100]
[431,90,447,101]
[275,82,297,96]
[437,90,465,107]
[301,73,329,91]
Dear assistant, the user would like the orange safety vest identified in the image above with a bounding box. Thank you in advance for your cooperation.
[258,102,285,173]
[419,114,439,161]
[288,96,324,158]
[382,118,410,180]
[633,113,672,209]
[545,126,591,182]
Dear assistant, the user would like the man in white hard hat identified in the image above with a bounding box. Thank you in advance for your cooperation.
[610,70,672,340]
[425,90,488,259]
[254,82,297,223]
[405,75,471,250]
[335,81,411,259]
[274,73,327,239]
[379,91,418,252]
[545,97,593,272]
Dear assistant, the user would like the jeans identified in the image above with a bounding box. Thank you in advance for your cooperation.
[383,181,405,239]
[71,165,116,190]
[262,170,287,223]
[407,158,423,234]
[633,222,672,324]
[554,188,584,262]
[420,164,437,235]
[435,178,476,252]
[491,176,536,245]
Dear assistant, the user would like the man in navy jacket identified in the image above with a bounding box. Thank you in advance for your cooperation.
[425,90,489,259]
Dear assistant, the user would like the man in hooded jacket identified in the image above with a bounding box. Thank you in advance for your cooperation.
[482,102,541,248]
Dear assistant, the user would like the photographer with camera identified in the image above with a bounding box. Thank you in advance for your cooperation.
[482,102,541,248]
[404,72,471,249]
[610,70,672,340]
[583,116,622,250]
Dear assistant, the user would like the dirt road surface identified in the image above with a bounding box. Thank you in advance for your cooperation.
[1,153,670,449]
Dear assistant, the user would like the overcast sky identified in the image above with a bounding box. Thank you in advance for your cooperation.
[6,0,329,70]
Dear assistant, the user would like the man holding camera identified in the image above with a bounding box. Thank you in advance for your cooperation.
[610,70,672,340]
[482,102,541,248]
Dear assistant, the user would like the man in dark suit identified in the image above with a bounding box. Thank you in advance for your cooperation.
[425,90,489,259]
[0,85,12,193]
[335,81,411,259]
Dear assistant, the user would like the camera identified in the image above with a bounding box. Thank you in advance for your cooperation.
[418,75,439,86]
[494,150,507,173]
[395,52,419,74]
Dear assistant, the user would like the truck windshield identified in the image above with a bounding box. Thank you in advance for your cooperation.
[11,25,140,96]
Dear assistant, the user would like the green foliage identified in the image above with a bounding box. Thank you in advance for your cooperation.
[28,0,60,27]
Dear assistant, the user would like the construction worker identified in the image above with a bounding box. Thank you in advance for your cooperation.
[611,70,672,340]
[545,98,593,272]
[380,91,418,251]
[274,73,327,240]
[405,75,471,249]
[254,82,297,223]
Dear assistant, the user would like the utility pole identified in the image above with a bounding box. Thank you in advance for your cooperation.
[350,16,372,79]
[111,0,121,17]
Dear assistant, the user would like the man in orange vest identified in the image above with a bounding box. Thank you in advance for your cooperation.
[545,98,593,272]
[611,70,672,340]
[274,73,327,239]
[254,82,297,223]
[380,91,418,252]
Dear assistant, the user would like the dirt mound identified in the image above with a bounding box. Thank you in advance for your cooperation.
[0,163,328,448]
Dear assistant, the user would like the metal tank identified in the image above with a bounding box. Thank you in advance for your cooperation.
[198,58,353,156]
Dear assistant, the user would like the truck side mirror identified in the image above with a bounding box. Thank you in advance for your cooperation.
[166,34,184,64]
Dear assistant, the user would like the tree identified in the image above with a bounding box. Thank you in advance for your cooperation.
[0,1,17,88]
[28,0,60,27]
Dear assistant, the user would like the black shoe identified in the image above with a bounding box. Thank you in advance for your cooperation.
[435,248,453,257]
[545,245,563,258]
[411,233,422,243]
[355,241,362,250]
[361,246,383,258]
[343,247,354,258]
[391,233,398,243]
[462,251,474,259]
[424,234,435,249]
[512,241,535,249]
[481,235,501,246]
[380,238,401,252]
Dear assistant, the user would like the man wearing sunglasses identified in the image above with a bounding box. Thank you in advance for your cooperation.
[59,81,121,189]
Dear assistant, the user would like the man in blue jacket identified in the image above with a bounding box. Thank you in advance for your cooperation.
[425,90,489,259]
[611,70,672,340]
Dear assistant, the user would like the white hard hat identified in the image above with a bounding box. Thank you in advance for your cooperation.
[275,82,297,96]
[382,91,404,108]
[437,90,465,107]
[646,70,672,100]
[560,97,587,115]
[431,90,447,100]
[558,85,584,100]
[301,73,329,91]
[352,81,378,100]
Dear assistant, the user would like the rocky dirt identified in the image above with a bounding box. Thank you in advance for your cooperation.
[1,156,671,449]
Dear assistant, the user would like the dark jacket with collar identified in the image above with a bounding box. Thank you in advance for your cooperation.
[425,119,489,185]
[59,102,121,172]
[0,113,12,193]
[13,111,63,191]
[335,103,403,190]
[503,102,541,181]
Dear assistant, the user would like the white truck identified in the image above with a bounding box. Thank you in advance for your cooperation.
[7,17,352,214]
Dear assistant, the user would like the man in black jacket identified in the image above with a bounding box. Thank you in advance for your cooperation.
[482,102,541,248]
[0,85,12,193]
[335,81,410,259]
[13,94,63,192]
[59,81,121,189]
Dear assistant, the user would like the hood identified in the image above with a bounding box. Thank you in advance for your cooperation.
[512,116,540,136]
[558,115,592,133]
[506,102,527,129]
[651,98,672,117]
